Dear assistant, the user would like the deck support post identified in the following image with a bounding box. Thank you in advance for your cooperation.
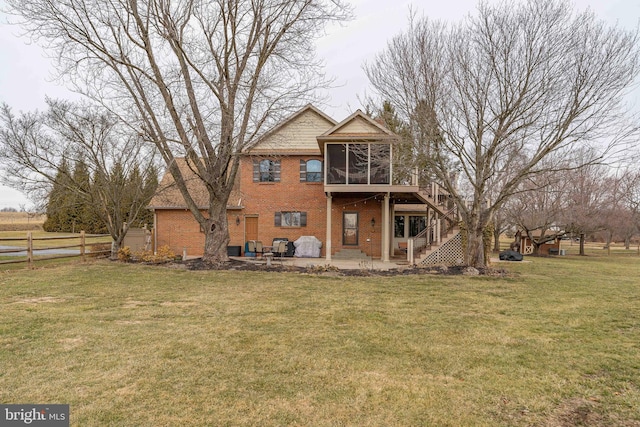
[325,193,332,261]
[383,193,390,262]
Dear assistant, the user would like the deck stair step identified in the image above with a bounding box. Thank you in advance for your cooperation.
[416,188,450,218]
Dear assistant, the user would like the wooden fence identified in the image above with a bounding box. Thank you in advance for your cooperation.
[0,231,111,269]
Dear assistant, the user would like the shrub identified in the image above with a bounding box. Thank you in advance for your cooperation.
[133,249,154,263]
[117,246,132,262]
[130,245,176,264]
[156,245,176,262]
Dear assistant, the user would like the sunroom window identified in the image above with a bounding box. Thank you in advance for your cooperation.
[326,143,391,185]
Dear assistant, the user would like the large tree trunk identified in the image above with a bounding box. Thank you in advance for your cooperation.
[467,229,486,268]
[465,212,487,268]
[493,228,501,252]
[201,201,230,264]
[579,233,586,256]
[462,204,490,268]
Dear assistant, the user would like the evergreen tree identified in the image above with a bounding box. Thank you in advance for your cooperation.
[70,159,92,232]
[138,164,158,227]
[43,159,72,232]
[2,98,160,256]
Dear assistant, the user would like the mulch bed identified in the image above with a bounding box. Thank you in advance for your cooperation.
[179,258,508,277]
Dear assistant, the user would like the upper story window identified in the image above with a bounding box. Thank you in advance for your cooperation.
[300,159,322,182]
[348,144,368,184]
[326,143,391,185]
[327,144,347,184]
[370,144,390,184]
[253,159,281,183]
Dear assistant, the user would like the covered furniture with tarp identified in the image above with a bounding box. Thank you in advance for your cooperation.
[293,236,322,258]
[499,250,523,261]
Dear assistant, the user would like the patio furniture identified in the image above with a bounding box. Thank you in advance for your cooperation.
[246,240,256,256]
[255,241,264,258]
[274,240,287,264]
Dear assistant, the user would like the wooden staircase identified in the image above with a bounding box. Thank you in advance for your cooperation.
[415,184,453,218]
[408,182,464,266]
[413,227,463,266]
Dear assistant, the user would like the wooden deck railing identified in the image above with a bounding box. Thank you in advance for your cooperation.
[0,231,111,269]
[407,206,459,264]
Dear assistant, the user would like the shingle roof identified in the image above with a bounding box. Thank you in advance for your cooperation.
[148,158,241,210]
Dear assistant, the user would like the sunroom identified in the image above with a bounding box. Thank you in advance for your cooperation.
[317,110,426,262]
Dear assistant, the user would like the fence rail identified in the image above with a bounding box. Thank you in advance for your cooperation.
[0,231,111,268]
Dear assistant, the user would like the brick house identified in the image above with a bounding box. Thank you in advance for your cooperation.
[149,105,463,264]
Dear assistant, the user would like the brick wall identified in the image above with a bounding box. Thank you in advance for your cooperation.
[155,209,248,257]
[329,196,383,258]
[237,155,327,254]
[154,209,205,257]
[154,155,388,259]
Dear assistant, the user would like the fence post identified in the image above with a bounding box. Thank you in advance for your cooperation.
[80,230,86,262]
[27,231,33,269]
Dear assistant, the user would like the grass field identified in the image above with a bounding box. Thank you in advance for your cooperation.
[1,254,639,426]
[0,212,45,232]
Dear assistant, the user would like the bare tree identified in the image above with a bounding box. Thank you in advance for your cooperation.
[0,99,158,257]
[620,170,640,249]
[491,208,512,253]
[591,168,640,251]
[365,0,640,267]
[563,162,614,255]
[506,170,569,255]
[6,0,351,263]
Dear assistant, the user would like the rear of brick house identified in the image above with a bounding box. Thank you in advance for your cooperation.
[148,105,463,265]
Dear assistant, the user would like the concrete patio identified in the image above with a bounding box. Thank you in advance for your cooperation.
[231,255,412,271]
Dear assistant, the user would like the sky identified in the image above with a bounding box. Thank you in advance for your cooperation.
[0,0,638,210]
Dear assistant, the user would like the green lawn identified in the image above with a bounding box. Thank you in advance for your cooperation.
[1,255,639,426]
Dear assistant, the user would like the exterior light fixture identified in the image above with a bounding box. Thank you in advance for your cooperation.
[235,215,240,226]
[371,217,376,228]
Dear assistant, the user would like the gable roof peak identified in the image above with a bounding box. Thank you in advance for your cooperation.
[321,108,396,137]
[245,104,337,154]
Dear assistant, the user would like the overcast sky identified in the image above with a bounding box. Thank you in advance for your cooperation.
[0,0,638,209]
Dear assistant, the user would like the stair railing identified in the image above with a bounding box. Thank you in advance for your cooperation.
[420,181,452,202]
[407,206,459,264]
